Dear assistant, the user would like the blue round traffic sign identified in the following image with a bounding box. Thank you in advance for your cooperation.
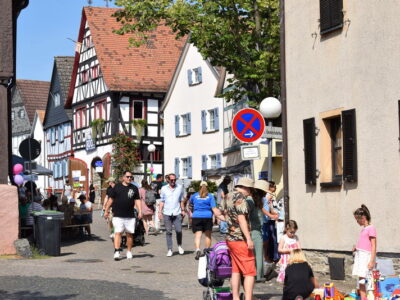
[232,108,265,143]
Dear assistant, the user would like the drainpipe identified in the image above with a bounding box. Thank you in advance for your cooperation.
[280,0,289,222]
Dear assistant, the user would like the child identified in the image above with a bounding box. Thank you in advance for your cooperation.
[277,220,300,282]
[283,249,318,300]
[352,204,376,300]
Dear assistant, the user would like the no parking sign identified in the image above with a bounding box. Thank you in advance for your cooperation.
[232,108,265,143]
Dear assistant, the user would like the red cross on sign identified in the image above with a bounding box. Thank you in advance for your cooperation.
[232,108,265,143]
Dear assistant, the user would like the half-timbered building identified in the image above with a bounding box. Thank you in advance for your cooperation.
[65,7,185,192]
[42,56,74,194]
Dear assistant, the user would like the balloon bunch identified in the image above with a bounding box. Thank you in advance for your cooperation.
[13,164,24,185]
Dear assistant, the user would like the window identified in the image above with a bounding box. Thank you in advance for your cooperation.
[53,92,61,107]
[320,0,343,34]
[210,155,217,169]
[182,158,188,177]
[58,125,64,142]
[329,117,342,181]
[202,108,219,133]
[80,70,89,84]
[132,101,144,119]
[187,67,202,86]
[84,36,92,49]
[18,109,25,119]
[75,108,87,129]
[11,111,15,121]
[175,113,191,136]
[316,108,357,187]
[94,101,106,120]
[91,65,99,79]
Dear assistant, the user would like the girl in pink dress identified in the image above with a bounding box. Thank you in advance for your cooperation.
[277,220,300,282]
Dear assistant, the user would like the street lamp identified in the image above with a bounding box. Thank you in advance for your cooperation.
[259,97,282,182]
[147,143,156,182]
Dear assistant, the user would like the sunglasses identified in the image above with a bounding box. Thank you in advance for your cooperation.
[125,176,133,179]
[170,179,176,182]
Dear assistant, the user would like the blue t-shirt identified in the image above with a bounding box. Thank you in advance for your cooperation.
[190,192,216,218]
[262,197,271,223]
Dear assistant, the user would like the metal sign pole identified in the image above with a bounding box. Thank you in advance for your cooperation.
[267,121,273,182]
[28,138,34,203]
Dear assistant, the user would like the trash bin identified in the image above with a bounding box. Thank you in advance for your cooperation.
[32,211,64,256]
[328,257,345,280]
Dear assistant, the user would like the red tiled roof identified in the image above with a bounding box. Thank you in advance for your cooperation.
[16,80,50,123]
[85,7,185,92]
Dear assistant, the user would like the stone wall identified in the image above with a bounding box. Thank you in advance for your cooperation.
[304,249,400,279]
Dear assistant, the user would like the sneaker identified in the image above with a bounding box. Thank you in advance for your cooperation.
[195,249,201,260]
[114,250,121,261]
[166,249,173,257]
[126,251,133,260]
[178,245,184,255]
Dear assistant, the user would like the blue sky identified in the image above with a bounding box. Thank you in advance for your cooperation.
[17,0,118,82]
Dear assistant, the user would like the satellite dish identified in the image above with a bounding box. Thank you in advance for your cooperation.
[19,138,41,160]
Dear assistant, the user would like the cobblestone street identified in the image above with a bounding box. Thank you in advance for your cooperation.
[0,210,282,299]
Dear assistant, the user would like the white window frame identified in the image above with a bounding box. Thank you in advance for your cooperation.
[19,109,25,119]
[181,158,188,177]
[181,114,188,135]
[209,154,217,169]
[208,109,215,131]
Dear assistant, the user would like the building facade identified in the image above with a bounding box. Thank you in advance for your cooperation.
[65,7,185,194]
[42,56,75,194]
[161,43,224,182]
[285,0,400,273]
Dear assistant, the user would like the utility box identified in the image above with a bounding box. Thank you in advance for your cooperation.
[328,257,345,280]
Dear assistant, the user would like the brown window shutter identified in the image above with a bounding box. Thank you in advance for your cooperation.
[320,0,344,34]
[342,109,357,182]
[303,118,316,185]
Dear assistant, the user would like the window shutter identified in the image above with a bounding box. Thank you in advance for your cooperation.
[320,0,343,34]
[202,155,207,170]
[187,69,193,85]
[175,115,180,136]
[187,156,192,178]
[342,109,357,182]
[214,108,219,131]
[187,113,191,135]
[216,153,222,168]
[303,118,316,185]
[175,158,180,178]
[197,67,203,83]
[201,110,207,133]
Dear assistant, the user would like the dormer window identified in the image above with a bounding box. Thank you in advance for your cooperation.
[187,67,203,86]
[18,109,25,119]
[53,92,61,107]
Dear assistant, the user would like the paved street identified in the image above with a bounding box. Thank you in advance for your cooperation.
[0,210,282,300]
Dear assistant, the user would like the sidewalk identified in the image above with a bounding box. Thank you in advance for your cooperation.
[0,211,283,299]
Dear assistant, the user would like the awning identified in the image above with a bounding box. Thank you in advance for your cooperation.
[202,160,251,177]
[12,155,53,176]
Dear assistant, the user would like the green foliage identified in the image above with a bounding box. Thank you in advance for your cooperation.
[111,133,141,180]
[113,0,280,104]
[130,119,147,141]
[90,118,105,142]
[187,180,218,194]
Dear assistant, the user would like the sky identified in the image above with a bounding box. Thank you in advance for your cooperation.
[17,0,118,82]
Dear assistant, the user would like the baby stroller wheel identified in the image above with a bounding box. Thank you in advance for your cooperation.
[202,289,213,300]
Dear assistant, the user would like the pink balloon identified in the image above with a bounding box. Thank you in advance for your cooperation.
[150,167,154,173]
[13,164,23,175]
[14,174,24,186]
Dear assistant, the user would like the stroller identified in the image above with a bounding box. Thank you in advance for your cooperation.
[199,241,232,300]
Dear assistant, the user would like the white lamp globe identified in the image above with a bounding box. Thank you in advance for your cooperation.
[259,97,282,119]
[147,144,156,153]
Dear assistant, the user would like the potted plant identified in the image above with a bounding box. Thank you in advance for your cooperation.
[90,119,105,142]
[130,119,147,141]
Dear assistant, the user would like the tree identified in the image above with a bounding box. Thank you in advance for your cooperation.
[112,0,280,105]
[111,133,141,180]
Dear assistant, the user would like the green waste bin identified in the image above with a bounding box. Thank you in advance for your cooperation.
[32,211,64,256]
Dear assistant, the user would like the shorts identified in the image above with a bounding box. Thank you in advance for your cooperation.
[352,249,371,278]
[112,217,136,234]
[226,240,256,277]
[192,218,213,233]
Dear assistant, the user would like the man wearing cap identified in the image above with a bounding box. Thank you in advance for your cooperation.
[225,177,256,300]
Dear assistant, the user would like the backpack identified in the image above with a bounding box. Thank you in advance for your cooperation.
[208,241,232,279]
[145,189,156,205]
